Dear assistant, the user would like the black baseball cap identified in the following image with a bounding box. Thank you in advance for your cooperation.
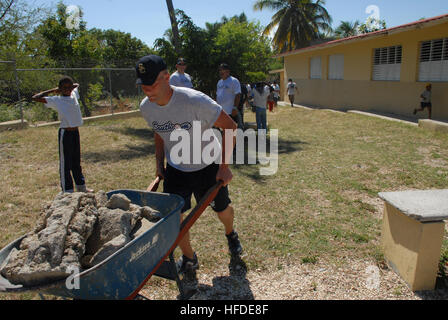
[136,55,167,86]
[218,63,230,70]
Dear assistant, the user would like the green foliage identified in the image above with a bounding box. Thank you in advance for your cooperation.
[334,20,360,38]
[253,0,332,53]
[154,10,276,95]
[358,17,387,34]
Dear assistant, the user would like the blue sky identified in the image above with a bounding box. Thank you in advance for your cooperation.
[35,0,448,47]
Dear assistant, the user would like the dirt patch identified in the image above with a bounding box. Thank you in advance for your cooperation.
[417,146,448,169]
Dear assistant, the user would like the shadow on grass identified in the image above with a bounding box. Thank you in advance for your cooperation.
[189,255,254,300]
[105,126,155,140]
[83,143,154,163]
[232,136,308,182]
[83,126,155,163]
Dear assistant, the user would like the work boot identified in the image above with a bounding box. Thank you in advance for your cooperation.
[226,230,243,256]
[176,252,199,276]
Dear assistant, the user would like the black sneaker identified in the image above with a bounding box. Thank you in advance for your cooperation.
[226,231,243,256]
[176,253,199,276]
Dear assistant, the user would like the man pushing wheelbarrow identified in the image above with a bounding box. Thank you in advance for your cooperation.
[137,55,243,289]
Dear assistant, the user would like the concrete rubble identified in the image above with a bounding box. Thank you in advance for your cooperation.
[0,192,161,287]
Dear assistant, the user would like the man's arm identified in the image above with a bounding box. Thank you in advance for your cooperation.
[32,87,60,104]
[213,110,237,186]
[233,93,241,109]
[154,133,166,179]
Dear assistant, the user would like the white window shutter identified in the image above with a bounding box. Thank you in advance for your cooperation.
[418,38,448,82]
[329,54,344,80]
[372,45,402,81]
[310,57,322,79]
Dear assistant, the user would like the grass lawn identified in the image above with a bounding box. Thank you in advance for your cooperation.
[1,104,447,300]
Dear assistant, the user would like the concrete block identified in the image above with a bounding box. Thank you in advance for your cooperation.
[419,119,448,133]
[381,201,445,291]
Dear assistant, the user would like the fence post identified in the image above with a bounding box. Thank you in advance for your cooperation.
[13,60,23,124]
[108,69,113,115]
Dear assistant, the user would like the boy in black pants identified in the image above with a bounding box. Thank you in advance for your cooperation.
[32,76,93,194]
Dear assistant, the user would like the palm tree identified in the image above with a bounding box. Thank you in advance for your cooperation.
[334,20,360,38]
[254,0,332,53]
[165,0,181,54]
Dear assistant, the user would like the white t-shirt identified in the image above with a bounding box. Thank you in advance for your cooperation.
[421,90,432,103]
[169,71,193,88]
[44,88,83,128]
[251,86,271,109]
[140,87,222,172]
[216,76,241,115]
[287,82,297,95]
[273,84,280,98]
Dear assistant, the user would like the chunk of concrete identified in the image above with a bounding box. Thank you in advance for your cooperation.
[0,193,98,286]
[0,192,162,286]
[106,194,131,211]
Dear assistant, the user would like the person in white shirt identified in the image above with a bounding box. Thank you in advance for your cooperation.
[413,83,432,119]
[169,58,193,88]
[216,63,242,128]
[287,79,299,107]
[251,82,271,131]
[273,81,280,109]
[32,76,93,194]
[170,58,193,88]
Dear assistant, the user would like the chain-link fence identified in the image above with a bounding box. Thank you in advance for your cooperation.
[0,63,144,124]
[0,60,23,123]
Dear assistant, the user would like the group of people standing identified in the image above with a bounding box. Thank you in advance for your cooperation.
[168,57,284,132]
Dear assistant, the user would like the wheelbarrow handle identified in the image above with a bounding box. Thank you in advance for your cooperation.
[146,176,161,192]
[127,180,225,300]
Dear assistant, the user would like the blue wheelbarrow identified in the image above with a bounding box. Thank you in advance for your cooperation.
[0,178,223,300]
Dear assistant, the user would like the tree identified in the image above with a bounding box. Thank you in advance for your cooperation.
[253,0,332,53]
[358,17,387,34]
[166,0,181,55]
[90,28,152,67]
[334,20,360,38]
[154,11,274,95]
[0,0,14,22]
[0,0,52,104]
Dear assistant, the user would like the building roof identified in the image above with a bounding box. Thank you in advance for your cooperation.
[275,13,448,58]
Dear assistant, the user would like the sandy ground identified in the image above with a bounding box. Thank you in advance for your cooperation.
[140,256,448,300]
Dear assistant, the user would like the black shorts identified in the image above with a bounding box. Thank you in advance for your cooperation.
[163,163,231,213]
[421,102,432,109]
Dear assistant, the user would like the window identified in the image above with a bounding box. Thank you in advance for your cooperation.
[419,38,448,82]
[372,45,402,81]
[329,54,344,80]
[310,57,322,79]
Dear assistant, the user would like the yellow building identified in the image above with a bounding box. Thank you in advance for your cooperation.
[277,14,448,121]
